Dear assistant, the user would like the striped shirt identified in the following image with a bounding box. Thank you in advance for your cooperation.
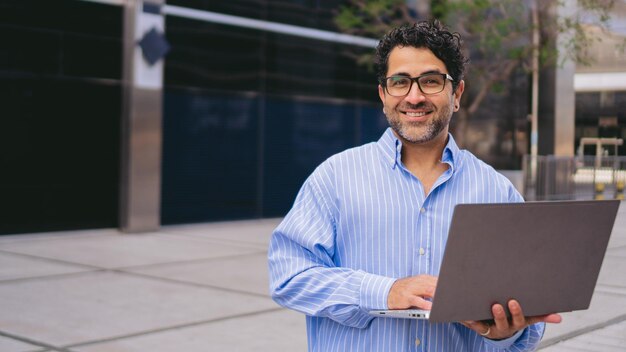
[268,128,544,351]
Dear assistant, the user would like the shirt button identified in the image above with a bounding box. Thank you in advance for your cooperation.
[419,248,426,256]
[420,207,426,213]
[415,338,421,346]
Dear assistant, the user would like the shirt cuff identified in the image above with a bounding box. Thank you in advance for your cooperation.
[483,329,524,349]
[358,271,397,311]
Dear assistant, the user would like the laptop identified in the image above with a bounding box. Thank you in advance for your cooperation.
[369,200,620,323]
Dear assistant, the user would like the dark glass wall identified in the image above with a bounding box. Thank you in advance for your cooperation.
[0,0,122,234]
[162,9,386,223]
[167,0,344,32]
[162,90,260,222]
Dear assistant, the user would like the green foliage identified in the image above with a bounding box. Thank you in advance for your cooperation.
[507,47,525,60]
[492,81,505,94]
[335,0,409,39]
[335,0,618,70]
[333,0,622,119]
[430,0,449,19]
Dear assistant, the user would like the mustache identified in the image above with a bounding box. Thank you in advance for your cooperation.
[399,102,435,110]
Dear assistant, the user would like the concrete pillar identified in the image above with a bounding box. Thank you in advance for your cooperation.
[120,0,166,232]
[538,0,576,157]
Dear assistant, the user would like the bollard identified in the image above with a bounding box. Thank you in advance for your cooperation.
[615,181,625,200]
[595,183,605,200]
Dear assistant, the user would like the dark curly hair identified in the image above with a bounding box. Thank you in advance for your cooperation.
[375,20,468,92]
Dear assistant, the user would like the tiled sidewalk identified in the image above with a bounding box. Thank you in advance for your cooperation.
[0,219,306,351]
[0,203,624,351]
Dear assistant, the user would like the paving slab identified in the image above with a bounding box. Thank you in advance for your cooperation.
[162,218,280,249]
[607,204,626,248]
[607,233,626,252]
[125,252,270,296]
[597,255,626,288]
[0,335,42,352]
[0,233,261,269]
[72,309,306,352]
[540,290,626,347]
[0,252,93,282]
[0,229,117,245]
[540,319,626,351]
[606,244,626,257]
[0,271,277,346]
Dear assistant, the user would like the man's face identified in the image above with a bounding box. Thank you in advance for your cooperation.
[378,46,464,145]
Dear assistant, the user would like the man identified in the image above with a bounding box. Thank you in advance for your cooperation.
[268,21,561,351]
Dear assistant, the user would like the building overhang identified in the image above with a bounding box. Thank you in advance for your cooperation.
[574,72,626,92]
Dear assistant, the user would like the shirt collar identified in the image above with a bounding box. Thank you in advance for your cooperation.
[377,127,461,170]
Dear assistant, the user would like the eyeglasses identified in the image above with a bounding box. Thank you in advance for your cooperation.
[384,73,454,96]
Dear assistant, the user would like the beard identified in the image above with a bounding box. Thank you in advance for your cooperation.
[385,101,453,144]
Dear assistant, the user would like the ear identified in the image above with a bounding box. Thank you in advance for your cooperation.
[378,84,386,104]
[453,80,465,111]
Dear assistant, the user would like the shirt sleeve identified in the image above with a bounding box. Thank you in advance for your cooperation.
[482,322,545,351]
[268,166,396,329]
[507,178,524,203]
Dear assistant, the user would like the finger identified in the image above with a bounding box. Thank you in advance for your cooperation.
[421,284,436,299]
[508,300,527,329]
[492,303,510,331]
[527,313,562,325]
[415,275,437,298]
[410,296,433,310]
[463,320,490,336]
[545,313,562,324]
[419,274,438,283]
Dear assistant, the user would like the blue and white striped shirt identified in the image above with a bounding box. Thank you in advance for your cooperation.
[269,128,544,351]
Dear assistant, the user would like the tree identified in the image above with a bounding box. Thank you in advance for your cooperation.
[334,0,622,148]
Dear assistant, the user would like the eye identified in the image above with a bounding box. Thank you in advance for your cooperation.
[420,75,444,87]
[389,77,410,87]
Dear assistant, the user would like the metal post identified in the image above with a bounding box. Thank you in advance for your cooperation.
[120,0,166,232]
[530,0,540,185]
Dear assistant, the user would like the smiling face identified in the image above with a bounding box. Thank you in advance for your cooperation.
[378,46,464,145]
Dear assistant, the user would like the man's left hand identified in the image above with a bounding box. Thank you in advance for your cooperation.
[461,299,562,340]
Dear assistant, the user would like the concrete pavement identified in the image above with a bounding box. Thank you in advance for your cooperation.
[0,202,624,351]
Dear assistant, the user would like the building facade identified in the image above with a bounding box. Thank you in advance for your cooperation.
[1,0,624,234]
[1,0,390,234]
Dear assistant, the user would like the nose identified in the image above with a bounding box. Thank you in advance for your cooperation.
[404,80,427,104]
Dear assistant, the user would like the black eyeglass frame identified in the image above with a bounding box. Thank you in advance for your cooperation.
[383,73,454,97]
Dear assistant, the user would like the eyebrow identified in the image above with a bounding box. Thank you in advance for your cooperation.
[389,69,444,77]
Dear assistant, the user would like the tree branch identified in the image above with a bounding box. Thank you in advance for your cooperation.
[467,59,519,115]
